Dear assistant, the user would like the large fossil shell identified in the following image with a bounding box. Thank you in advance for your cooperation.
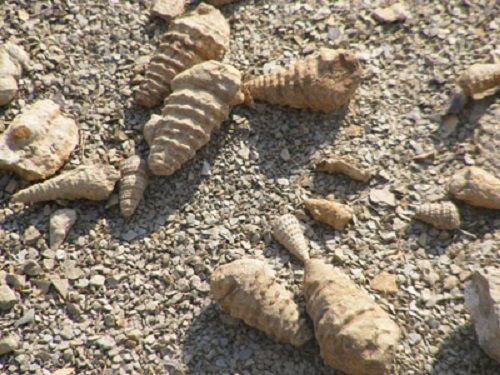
[414,202,460,230]
[305,198,353,230]
[11,164,120,204]
[244,48,362,112]
[210,258,313,347]
[447,167,500,210]
[147,60,244,176]
[316,156,371,183]
[0,99,79,181]
[49,208,77,250]
[304,259,401,375]
[119,155,149,218]
[135,3,230,108]
[272,214,310,263]
[457,63,500,100]
[0,42,29,106]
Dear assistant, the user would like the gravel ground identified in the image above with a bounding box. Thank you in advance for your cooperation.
[1,0,499,374]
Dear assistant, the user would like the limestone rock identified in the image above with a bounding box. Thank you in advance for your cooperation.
[305,198,353,230]
[119,155,149,218]
[447,167,500,210]
[151,0,186,21]
[0,99,79,181]
[457,63,500,100]
[272,214,310,263]
[50,209,78,250]
[316,156,371,183]
[0,284,18,311]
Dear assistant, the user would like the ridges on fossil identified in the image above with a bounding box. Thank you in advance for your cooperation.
[210,258,313,347]
[135,3,230,108]
[146,60,244,176]
[272,214,310,263]
[119,155,149,218]
[244,48,363,112]
[414,201,460,230]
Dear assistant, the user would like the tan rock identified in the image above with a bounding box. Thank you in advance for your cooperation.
[447,167,500,209]
[305,198,353,230]
[316,156,372,182]
[49,209,77,250]
[370,272,399,294]
[150,0,186,22]
[372,2,409,23]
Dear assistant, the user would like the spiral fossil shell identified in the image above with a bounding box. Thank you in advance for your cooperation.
[414,202,460,230]
[305,198,353,230]
[244,48,362,112]
[147,60,244,176]
[457,63,500,100]
[272,214,310,263]
[135,3,230,108]
[119,155,149,218]
[210,258,313,347]
[304,259,401,375]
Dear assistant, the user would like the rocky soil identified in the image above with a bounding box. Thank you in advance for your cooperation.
[0,0,499,374]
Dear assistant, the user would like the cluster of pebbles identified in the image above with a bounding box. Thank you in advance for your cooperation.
[0,0,499,374]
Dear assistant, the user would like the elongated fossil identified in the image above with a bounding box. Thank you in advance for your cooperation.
[119,155,149,218]
[305,198,353,230]
[414,202,460,230]
[272,214,310,263]
[316,156,371,183]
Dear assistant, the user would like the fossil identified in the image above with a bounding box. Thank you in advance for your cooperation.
[244,48,362,112]
[150,0,186,21]
[0,42,29,106]
[305,198,353,230]
[135,3,230,108]
[49,209,77,250]
[119,155,149,218]
[272,214,310,263]
[11,164,120,204]
[211,258,313,347]
[316,156,371,182]
[0,99,79,181]
[143,114,162,147]
[304,259,401,375]
[447,166,500,210]
[457,63,500,100]
[414,202,460,230]
[147,60,244,176]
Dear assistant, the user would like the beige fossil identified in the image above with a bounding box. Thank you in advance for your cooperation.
[414,202,460,230]
[457,63,500,100]
[305,198,353,230]
[49,209,77,250]
[150,0,186,21]
[316,156,372,183]
[272,214,310,263]
[119,155,149,218]
[0,42,29,106]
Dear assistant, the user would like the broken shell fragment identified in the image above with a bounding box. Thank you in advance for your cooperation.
[447,167,500,210]
[244,48,362,112]
[49,209,77,250]
[11,164,120,204]
[414,202,460,230]
[457,63,500,100]
[305,198,353,230]
[211,259,313,347]
[316,156,371,182]
[119,155,149,218]
[272,214,310,263]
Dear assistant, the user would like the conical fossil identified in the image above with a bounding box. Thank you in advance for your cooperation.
[119,155,149,218]
[11,164,120,204]
[49,208,77,250]
[414,202,460,230]
[244,48,362,112]
[316,156,371,183]
[272,214,310,263]
[447,166,500,210]
[457,63,500,100]
[305,198,353,230]
[304,259,401,375]
[135,3,230,108]
[210,258,313,347]
[147,60,244,176]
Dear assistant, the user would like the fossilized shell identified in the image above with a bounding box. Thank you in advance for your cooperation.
[0,99,79,181]
[447,167,500,210]
[11,164,120,204]
[0,42,29,106]
[304,259,401,375]
[272,214,310,263]
[244,48,362,112]
[316,156,371,182]
[0,75,18,106]
[119,155,149,218]
[143,114,162,147]
[414,202,460,230]
[457,63,500,100]
[49,208,77,250]
[305,198,353,230]
[147,60,244,176]
[211,258,313,347]
[135,3,230,108]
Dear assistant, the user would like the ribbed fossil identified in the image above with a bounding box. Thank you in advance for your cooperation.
[457,63,500,100]
[11,164,120,204]
[244,48,362,112]
[304,259,401,375]
[305,198,353,230]
[0,99,79,181]
[143,114,162,147]
[147,60,244,176]
[447,166,500,210]
[119,155,149,218]
[135,3,230,108]
[210,258,313,347]
[414,202,460,230]
[272,214,310,263]
[49,208,77,250]
[316,156,371,183]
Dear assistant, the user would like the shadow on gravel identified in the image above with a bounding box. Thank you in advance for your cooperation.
[181,303,337,375]
[430,323,500,375]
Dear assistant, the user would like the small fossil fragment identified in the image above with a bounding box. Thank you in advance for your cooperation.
[147,60,244,176]
[447,167,500,210]
[316,156,371,182]
[119,155,149,218]
[457,63,500,100]
[49,209,77,250]
[272,214,310,263]
[0,42,29,106]
[304,259,401,375]
[0,99,79,181]
[244,48,362,112]
[210,258,313,347]
[136,3,230,107]
[414,202,460,230]
[11,164,120,204]
[150,0,186,21]
[305,198,353,230]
